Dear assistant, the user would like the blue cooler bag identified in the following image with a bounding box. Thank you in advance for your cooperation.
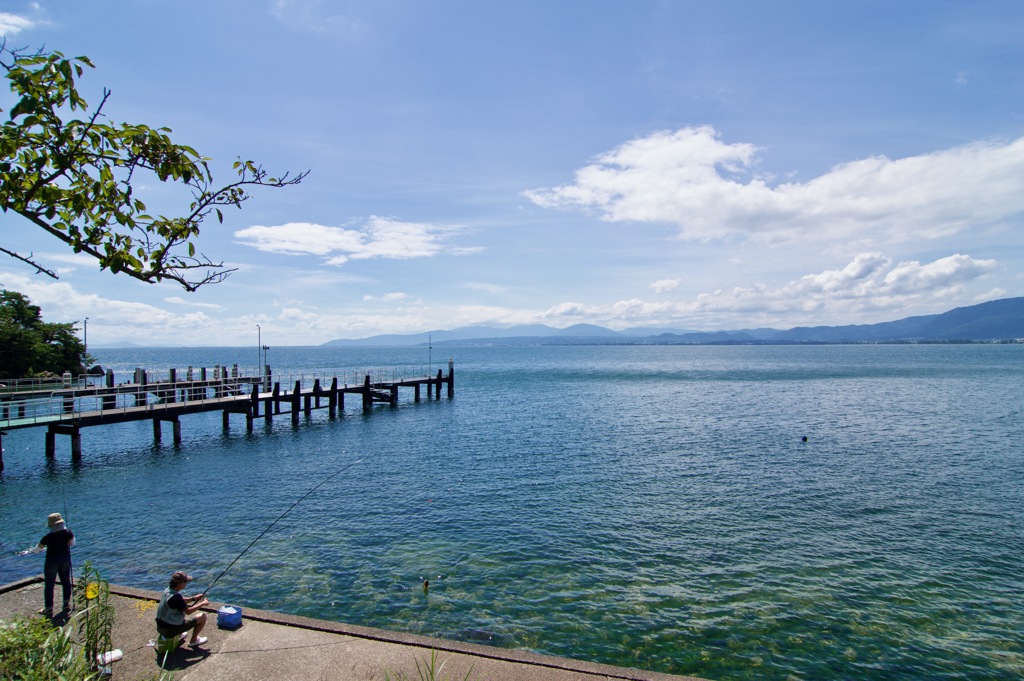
[217,605,243,629]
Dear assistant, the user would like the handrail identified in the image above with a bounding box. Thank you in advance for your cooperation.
[0,367,446,429]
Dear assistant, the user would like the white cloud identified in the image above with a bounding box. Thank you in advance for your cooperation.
[461,282,510,294]
[0,247,1004,346]
[280,306,319,321]
[881,254,997,295]
[534,252,999,330]
[976,288,1006,301]
[0,12,34,35]
[362,292,409,302]
[540,302,595,319]
[650,278,681,294]
[704,252,997,316]
[524,127,1024,245]
[233,217,468,266]
[165,296,221,309]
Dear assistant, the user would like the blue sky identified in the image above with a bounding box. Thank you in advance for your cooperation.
[2,1,1023,346]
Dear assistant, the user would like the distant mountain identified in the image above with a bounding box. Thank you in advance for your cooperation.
[321,297,1024,347]
[321,324,565,347]
[774,298,1024,343]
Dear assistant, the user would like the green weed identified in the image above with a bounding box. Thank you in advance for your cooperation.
[384,648,478,681]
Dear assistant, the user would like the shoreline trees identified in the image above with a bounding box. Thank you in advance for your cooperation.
[0,290,85,379]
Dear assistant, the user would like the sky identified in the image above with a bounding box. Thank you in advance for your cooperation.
[1,0,1023,347]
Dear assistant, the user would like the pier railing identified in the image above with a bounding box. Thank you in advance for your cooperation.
[0,359,455,469]
[0,366,441,429]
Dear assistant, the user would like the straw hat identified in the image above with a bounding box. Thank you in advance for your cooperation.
[47,513,64,528]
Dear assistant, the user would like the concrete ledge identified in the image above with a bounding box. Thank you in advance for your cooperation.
[2,577,705,681]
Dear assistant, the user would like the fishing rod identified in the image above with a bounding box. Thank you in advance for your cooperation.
[199,457,364,598]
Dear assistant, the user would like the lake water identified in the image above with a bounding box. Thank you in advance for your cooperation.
[1,344,1022,680]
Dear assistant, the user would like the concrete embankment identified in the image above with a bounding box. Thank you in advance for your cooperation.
[1,576,707,681]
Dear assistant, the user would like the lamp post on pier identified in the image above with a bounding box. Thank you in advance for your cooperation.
[256,324,261,381]
[83,317,89,373]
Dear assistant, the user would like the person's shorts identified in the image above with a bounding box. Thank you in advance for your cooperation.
[156,614,199,638]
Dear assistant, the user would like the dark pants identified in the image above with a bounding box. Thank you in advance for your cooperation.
[44,560,72,611]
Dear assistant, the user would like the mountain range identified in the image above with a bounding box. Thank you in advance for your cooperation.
[322,297,1024,347]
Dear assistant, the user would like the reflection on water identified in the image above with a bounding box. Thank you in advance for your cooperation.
[1,344,1022,680]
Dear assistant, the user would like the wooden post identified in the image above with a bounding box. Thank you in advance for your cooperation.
[389,385,398,407]
[363,375,372,412]
[250,384,260,418]
[448,358,455,398]
[223,411,230,430]
[245,405,253,433]
[313,379,322,408]
[264,378,276,421]
[414,384,421,402]
[328,377,338,419]
[155,417,182,443]
[273,383,281,415]
[435,370,443,399]
[50,424,81,458]
[291,380,301,426]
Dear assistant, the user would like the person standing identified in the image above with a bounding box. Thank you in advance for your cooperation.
[20,512,75,617]
[155,571,209,648]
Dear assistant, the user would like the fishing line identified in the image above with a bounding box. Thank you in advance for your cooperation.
[200,457,364,597]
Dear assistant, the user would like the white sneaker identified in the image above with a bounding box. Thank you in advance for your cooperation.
[188,636,208,648]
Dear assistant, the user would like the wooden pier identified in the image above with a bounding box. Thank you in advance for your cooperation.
[0,360,455,470]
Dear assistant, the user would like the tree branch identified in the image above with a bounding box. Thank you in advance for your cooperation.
[0,245,59,279]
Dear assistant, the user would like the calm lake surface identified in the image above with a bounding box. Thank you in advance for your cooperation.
[1,344,1022,680]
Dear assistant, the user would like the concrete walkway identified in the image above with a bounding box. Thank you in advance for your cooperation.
[1,577,706,681]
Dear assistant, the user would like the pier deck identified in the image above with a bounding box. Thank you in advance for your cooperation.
[0,360,455,470]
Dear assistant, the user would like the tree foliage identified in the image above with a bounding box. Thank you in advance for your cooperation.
[0,42,307,291]
[0,289,84,379]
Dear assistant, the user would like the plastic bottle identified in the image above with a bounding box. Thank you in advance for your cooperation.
[96,649,123,665]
